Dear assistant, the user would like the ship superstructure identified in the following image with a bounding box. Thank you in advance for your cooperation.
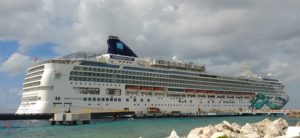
[16,36,289,116]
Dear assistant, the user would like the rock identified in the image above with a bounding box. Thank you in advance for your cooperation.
[231,123,241,133]
[223,130,237,138]
[167,130,179,138]
[203,125,217,137]
[265,124,281,137]
[210,132,226,138]
[241,123,258,134]
[222,121,235,132]
[215,123,225,132]
[256,118,272,128]
[187,127,204,138]
[255,118,272,136]
[272,117,288,130]
[263,133,272,138]
[223,125,234,132]
[187,118,289,138]
[296,121,300,127]
[223,120,232,128]
[243,133,260,138]
[264,118,288,137]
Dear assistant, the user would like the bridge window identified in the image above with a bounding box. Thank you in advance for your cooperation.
[55,97,60,101]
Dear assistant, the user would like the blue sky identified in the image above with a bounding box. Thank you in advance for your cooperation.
[1,0,300,112]
[0,41,58,112]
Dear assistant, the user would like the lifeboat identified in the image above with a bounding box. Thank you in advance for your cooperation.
[215,91,225,95]
[235,92,243,95]
[243,92,255,96]
[153,87,164,92]
[185,89,196,93]
[242,92,249,95]
[147,107,161,113]
[225,91,234,95]
[125,85,138,92]
[196,90,206,95]
[206,90,215,95]
[140,86,152,92]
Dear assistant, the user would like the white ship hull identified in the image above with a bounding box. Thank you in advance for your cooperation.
[16,62,288,116]
[16,36,288,115]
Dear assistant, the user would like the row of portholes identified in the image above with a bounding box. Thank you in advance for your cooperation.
[133,103,197,107]
[70,81,121,87]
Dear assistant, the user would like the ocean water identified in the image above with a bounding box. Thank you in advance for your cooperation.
[1,116,300,138]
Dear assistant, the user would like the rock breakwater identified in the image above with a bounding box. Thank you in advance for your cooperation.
[187,118,290,138]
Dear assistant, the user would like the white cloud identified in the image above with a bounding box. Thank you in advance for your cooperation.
[0,0,299,80]
[266,60,300,83]
[0,53,31,76]
[0,0,300,107]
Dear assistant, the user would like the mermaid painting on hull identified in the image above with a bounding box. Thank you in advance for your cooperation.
[250,93,289,110]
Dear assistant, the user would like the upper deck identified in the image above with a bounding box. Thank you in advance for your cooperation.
[25,35,284,91]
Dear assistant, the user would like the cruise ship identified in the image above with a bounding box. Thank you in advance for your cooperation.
[16,36,289,116]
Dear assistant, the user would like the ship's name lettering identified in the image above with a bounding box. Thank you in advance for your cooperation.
[110,55,134,61]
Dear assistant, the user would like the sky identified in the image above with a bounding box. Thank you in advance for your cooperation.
[0,0,300,112]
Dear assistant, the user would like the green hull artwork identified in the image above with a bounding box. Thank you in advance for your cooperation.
[250,93,288,110]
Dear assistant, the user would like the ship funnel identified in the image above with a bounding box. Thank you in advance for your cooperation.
[107,36,138,57]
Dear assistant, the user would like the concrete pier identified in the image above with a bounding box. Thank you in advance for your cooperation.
[50,113,91,125]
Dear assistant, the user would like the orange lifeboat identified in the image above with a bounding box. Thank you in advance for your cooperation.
[243,92,254,96]
[225,91,234,95]
[215,91,225,95]
[153,87,164,92]
[206,90,215,95]
[185,89,196,93]
[125,85,138,92]
[147,107,161,113]
[140,86,152,92]
[196,90,206,94]
[234,92,243,95]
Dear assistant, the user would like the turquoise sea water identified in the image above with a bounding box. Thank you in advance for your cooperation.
[1,116,300,138]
